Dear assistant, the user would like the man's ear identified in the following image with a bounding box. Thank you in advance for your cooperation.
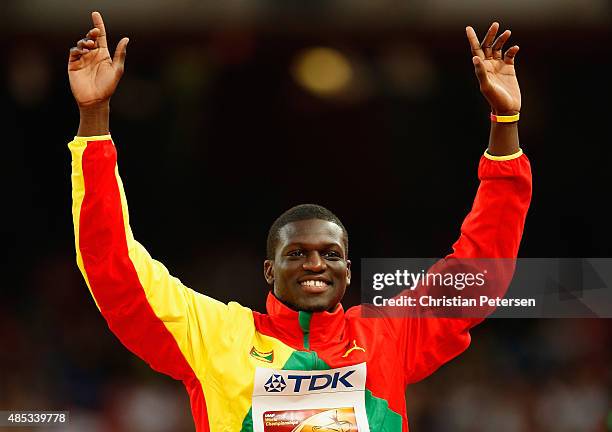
[263,260,275,286]
[346,259,351,286]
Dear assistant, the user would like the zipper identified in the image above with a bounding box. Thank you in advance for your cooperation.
[311,351,321,369]
[298,311,312,350]
[298,311,323,369]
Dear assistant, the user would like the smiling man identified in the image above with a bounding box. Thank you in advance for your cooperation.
[68,12,531,432]
[265,209,351,312]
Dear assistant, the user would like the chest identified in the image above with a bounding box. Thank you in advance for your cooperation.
[202,325,405,430]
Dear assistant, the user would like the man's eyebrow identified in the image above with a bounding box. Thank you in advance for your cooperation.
[282,241,343,250]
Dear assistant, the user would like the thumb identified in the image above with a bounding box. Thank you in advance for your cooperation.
[472,56,489,88]
[113,37,129,71]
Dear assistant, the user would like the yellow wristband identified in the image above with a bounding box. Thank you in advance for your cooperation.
[490,112,520,123]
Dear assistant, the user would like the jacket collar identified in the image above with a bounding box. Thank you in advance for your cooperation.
[265,292,346,349]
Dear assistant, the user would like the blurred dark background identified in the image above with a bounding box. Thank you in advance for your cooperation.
[1,0,611,431]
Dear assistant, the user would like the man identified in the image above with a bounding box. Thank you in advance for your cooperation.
[68,11,531,431]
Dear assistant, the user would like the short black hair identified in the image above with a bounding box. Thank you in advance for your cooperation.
[266,204,348,259]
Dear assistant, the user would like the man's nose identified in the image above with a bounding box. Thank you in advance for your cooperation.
[303,251,326,272]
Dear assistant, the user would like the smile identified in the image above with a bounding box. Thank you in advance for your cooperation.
[299,278,331,293]
[301,280,328,287]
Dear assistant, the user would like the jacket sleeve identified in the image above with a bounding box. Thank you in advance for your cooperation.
[69,135,248,381]
[398,149,532,385]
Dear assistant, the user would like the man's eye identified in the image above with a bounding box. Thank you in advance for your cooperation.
[287,250,304,257]
[324,251,342,259]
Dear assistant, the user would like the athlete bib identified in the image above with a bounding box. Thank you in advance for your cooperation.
[252,363,369,432]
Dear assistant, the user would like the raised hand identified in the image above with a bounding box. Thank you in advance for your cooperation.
[466,22,520,115]
[68,11,129,108]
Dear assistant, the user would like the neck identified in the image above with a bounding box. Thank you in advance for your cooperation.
[272,292,339,313]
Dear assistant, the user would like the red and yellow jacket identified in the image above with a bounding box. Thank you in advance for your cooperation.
[69,135,531,431]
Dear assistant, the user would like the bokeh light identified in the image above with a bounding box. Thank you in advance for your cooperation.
[291,47,353,96]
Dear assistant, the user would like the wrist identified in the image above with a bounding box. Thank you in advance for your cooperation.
[78,101,110,115]
[491,108,520,116]
[77,102,110,136]
[488,121,519,156]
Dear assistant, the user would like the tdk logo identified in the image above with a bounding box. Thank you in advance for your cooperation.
[270,370,356,393]
[264,374,286,392]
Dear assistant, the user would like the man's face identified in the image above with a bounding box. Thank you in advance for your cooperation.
[264,219,351,312]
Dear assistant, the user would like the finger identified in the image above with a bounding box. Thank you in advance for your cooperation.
[491,30,511,60]
[69,46,89,62]
[503,45,520,65]
[466,26,484,59]
[91,11,108,48]
[83,28,102,49]
[86,28,99,39]
[472,56,490,89]
[481,22,499,59]
[112,37,129,72]
[77,38,96,50]
[86,28,100,46]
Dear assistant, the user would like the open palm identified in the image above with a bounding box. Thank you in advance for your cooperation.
[466,23,521,115]
[68,12,128,107]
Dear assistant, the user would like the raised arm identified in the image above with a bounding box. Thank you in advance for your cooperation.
[399,23,532,385]
[450,22,531,259]
[67,13,250,383]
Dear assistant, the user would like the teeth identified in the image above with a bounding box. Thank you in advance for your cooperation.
[301,280,327,287]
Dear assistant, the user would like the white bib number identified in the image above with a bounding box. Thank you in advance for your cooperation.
[252,363,369,432]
